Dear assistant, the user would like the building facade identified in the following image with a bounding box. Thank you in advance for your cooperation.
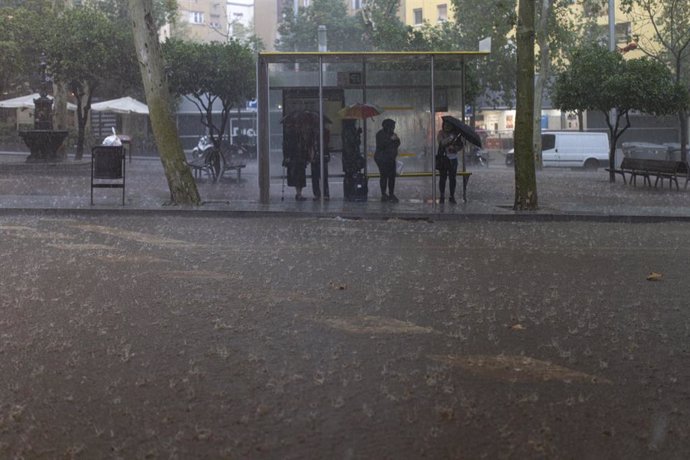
[170,0,230,43]
[399,0,455,27]
[227,0,255,41]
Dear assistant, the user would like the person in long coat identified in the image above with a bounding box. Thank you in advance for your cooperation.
[282,119,308,201]
[374,118,400,202]
[310,123,331,200]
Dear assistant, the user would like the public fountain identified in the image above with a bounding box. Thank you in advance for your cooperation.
[18,54,69,163]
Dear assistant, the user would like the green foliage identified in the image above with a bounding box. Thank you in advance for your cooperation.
[277,0,367,51]
[48,6,138,94]
[0,5,54,95]
[619,0,690,162]
[44,5,139,157]
[554,44,687,116]
[450,0,517,107]
[554,44,688,176]
[0,10,22,96]
[163,38,256,147]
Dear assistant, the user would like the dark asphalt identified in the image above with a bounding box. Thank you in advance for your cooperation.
[1,214,689,458]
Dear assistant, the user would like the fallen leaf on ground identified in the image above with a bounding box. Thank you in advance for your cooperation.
[646,272,663,281]
[510,324,526,331]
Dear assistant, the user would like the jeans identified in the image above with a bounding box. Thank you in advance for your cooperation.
[439,158,458,197]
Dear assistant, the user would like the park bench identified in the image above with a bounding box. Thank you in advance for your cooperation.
[187,148,220,182]
[607,158,688,189]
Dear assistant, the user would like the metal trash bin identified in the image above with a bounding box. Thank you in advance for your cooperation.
[91,145,126,205]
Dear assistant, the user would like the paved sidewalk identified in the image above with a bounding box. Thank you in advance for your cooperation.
[1,152,689,221]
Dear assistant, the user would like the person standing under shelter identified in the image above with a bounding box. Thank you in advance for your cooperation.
[311,121,331,200]
[374,118,400,203]
[282,118,308,201]
[436,120,463,204]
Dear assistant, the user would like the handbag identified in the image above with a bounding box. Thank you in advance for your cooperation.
[435,152,450,171]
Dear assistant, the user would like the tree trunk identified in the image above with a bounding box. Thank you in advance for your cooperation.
[678,110,688,163]
[514,0,538,210]
[605,110,618,183]
[53,81,69,161]
[128,0,201,205]
[532,0,553,171]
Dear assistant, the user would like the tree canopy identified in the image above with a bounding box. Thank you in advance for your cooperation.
[554,44,689,181]
[277,0,368,51]
[621,0,690,161]
[163,38,256,149]
[46,5,139,158]
[0,4,54,97]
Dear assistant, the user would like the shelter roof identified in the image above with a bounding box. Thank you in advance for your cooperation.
[259,51,490,65]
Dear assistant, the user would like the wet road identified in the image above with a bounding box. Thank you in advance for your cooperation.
[1,214,689,459]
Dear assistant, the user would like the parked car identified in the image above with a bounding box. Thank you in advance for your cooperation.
[505,131,609,169]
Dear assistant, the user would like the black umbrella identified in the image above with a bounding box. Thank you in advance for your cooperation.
[441,115,482,148]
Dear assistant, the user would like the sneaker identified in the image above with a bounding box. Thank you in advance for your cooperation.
[295,195,307,201]
[449,196,457,204]
[381,193,389,202]
[313,195,320,201]
[439,196,445,204]
[388,194,399,203]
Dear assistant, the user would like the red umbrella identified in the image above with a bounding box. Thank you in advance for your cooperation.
[339,102,384,120]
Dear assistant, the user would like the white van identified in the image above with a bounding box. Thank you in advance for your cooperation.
[505,131,610,169]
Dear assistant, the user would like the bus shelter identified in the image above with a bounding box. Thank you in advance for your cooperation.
[257,51,489,204]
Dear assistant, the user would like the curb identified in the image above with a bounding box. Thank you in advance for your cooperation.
[1,205,690,223]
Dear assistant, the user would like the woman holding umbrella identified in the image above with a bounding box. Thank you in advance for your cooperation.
[437,119,464,204]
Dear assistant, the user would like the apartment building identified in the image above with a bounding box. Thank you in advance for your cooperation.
[227,0,254,40]
[170,0,229,43]
[400,0,455,27]
[254,0,312,51]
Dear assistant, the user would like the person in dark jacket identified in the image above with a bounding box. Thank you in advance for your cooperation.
[374,118,400,203]
[311,123,331,200]
[436,120,463,204]
[282,118,308,201]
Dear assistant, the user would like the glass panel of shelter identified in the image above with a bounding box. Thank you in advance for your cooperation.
[264,54,469,205]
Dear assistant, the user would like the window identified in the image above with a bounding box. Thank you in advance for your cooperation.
[541,134,555,151]
[616,22,632,44]
[352,0,362,9]
[413,8,423,25]
[190,11,204,24]
[437,4,447,22]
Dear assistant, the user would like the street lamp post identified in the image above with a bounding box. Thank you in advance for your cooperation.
[318,25,327,52]
[609,0,617,166]
[609,0,615,52]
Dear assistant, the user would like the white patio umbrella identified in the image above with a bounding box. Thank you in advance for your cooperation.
[90,96,149,115]
[0,93,77,110]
